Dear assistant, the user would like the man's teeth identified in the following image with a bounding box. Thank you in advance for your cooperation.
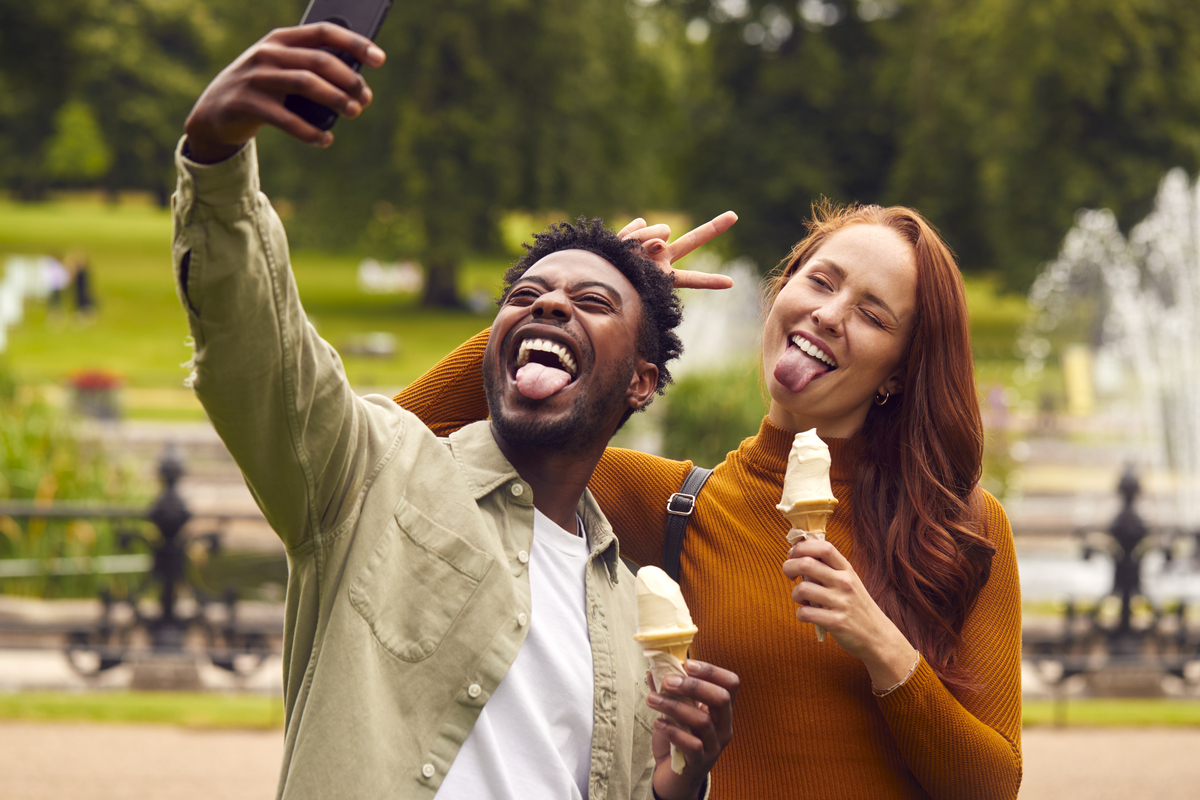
[516,338,578,375]
[790,335,837,368]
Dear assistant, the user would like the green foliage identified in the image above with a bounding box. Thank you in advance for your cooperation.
[674,0,1200,289]
[661,362,766,468]
[7,0,1200,298]
[42,100,114,180]
[0,0,220,201]
[0,387,143,597]
[246,0,684,305]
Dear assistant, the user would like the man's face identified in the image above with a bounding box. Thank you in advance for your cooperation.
[483,249,656,454]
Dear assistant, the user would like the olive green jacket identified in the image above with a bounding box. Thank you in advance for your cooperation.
[170,137,657,800]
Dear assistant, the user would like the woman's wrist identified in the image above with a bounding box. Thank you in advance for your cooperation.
[861,626,919,691]
[872,650,920,697]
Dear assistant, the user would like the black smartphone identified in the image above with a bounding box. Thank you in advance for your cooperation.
[283,0,394,131]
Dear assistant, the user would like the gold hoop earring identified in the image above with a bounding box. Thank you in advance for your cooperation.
[874,390,889,406]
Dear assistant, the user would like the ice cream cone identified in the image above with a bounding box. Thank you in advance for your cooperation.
[780,499,838,642]
[780,498,838,541]
[634,627,697,659]
[635,626,697,773]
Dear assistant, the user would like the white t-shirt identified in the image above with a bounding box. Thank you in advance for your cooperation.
[434,509,595,799]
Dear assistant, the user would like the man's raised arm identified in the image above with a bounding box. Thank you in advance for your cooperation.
[172,26,388,548]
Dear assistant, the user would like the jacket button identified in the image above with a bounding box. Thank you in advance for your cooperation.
[518,550,529,564]
[517,612,528,627]
[468,683,482,698]
[510,483,524,497]
[422,763,435,778]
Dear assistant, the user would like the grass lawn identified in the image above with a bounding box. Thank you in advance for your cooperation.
[1,197,503,418]
[0,690,284,730]
[3,690,1197,730]
[1022,698,1200,728]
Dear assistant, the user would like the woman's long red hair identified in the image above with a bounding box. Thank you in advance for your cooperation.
[767,201,995,692]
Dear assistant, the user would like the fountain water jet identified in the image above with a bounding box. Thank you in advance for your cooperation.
[1022,168,1200,531]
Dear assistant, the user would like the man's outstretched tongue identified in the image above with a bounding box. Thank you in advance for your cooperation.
[516,362,572,400]
[773,347,829,394]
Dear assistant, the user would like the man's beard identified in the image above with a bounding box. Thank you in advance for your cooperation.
[484,351,636,455]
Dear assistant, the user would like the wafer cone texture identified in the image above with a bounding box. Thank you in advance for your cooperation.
[781,500,837,643]
[781,499,838,536]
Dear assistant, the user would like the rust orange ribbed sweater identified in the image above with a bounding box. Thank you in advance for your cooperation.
[397,330,1023,800]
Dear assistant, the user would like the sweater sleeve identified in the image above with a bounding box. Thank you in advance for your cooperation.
[589,448,693,569]
[393,328,491,437]
[874,491,1023,799]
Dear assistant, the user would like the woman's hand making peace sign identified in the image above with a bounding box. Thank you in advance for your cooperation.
[618,212,739,290]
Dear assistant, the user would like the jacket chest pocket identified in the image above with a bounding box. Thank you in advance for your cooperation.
[349,498,494,662]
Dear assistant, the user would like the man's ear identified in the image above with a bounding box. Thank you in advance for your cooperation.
[626,357,658,411]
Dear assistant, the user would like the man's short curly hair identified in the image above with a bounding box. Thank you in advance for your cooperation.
[499,217,683,422]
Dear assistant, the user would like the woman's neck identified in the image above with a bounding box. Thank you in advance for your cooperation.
[767,400,866,439]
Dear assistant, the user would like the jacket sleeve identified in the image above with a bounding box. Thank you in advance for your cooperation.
[171,137,404,550]
[875,491,1023,799]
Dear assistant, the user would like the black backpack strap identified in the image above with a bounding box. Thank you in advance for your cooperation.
[662,466,714,583]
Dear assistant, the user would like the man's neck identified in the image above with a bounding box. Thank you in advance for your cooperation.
[490,427,604,534]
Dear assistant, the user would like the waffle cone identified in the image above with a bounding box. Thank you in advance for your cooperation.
[636,627,698,774]
[634,627,697,658]
[779,498,838,534]
[779,500,837,643]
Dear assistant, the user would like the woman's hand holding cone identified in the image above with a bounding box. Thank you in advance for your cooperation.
[782,537,919,691]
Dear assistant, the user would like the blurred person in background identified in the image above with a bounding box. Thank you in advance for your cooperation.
[401,203,1023,800]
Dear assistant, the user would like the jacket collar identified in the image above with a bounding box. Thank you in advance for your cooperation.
[446,421,623,582]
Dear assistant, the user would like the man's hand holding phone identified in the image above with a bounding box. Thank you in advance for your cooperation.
[184,24,386,165]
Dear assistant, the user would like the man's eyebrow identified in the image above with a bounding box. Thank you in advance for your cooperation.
[512,274,551,290]
[510,275,624,306]
[571,280,624,303]
[810,258,899,322]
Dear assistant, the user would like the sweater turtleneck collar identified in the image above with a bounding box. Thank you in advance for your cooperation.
[737,416,862,485]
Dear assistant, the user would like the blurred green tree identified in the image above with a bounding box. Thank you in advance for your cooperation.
[42,100,114,181]
[677,0,1200,287]
[0,0,88,198]
[252,0,684,306]
[0,0,220,203]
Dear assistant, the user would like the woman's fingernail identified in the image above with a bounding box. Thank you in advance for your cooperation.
[647,693,662,706]
[663,675,682,689]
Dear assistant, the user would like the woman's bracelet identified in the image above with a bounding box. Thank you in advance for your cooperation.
[872,651,920,698]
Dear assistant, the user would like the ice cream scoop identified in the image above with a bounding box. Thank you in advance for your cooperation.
[634,566,698,774]
[777,429,838,642]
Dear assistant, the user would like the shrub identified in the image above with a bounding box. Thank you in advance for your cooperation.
[661,363,766,469]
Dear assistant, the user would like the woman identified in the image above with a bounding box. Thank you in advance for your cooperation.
[397,203,1022,799]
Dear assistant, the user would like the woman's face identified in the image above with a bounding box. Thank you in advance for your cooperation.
[763,223,918,438]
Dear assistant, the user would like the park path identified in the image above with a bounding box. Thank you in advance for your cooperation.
[2,721,1199,798]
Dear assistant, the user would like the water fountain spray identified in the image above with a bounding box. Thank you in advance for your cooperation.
[1022,169,1200,529]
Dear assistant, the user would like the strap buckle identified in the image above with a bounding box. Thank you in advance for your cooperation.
[666,492,697,517]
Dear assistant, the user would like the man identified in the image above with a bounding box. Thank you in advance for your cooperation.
[173,23,738,800]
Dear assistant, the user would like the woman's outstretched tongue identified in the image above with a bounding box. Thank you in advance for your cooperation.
[773,347,829,394]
